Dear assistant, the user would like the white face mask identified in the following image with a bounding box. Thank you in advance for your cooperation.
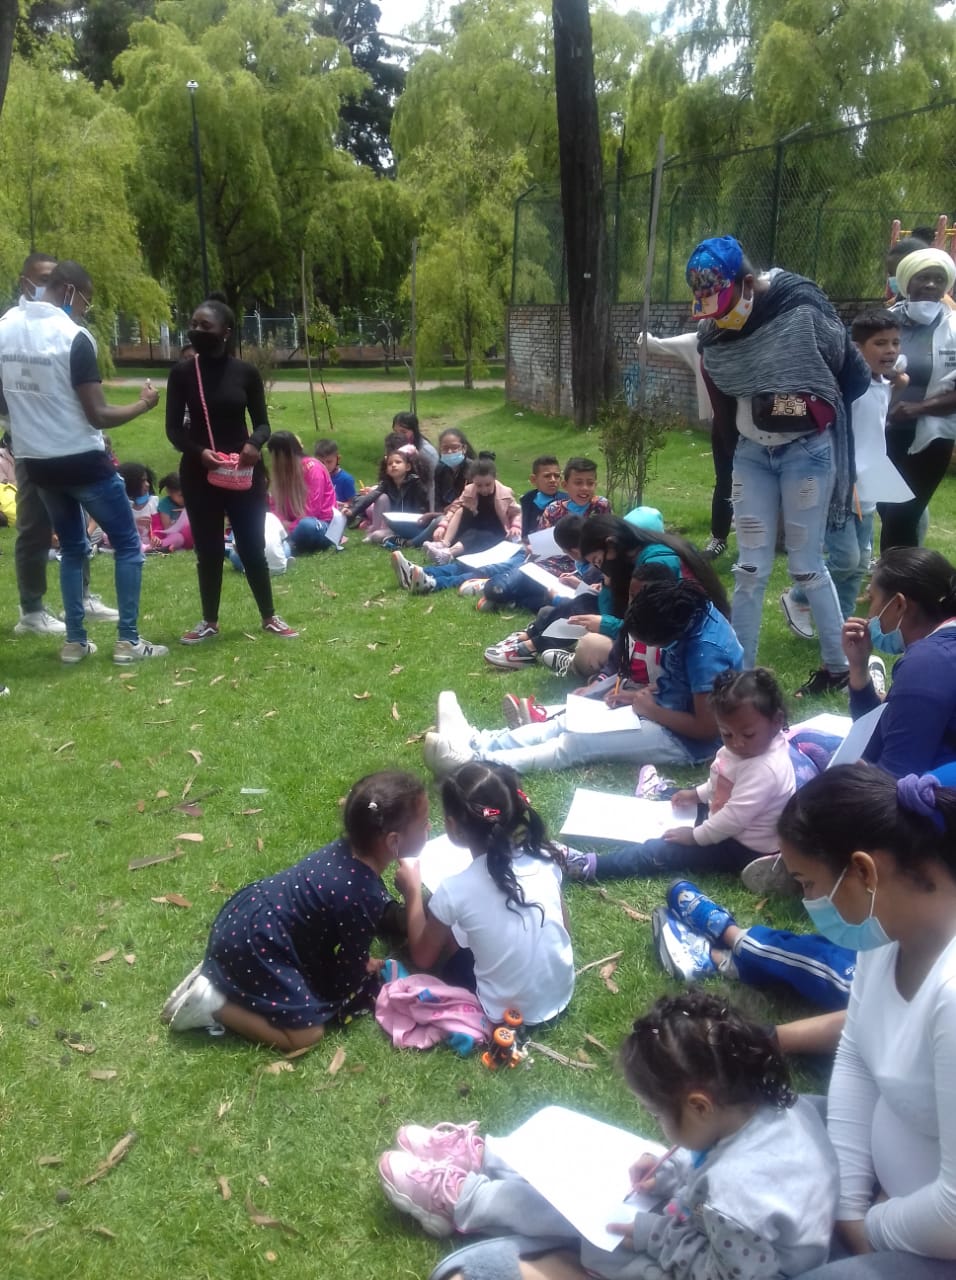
[23,280,46,302]
[905,300,944,325]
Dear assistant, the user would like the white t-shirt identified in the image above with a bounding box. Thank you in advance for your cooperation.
[852,377,893,513]
[428,852,574,1025]
[827,933,956,1258]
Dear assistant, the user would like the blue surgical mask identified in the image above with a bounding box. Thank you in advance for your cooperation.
[802,867,891,951]
[441,451,464,468]
[133,493,151,507]
[533,489,552,510]
[868,598,905,655]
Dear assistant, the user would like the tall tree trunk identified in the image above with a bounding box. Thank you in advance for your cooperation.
[552,0,614,428]
[0,0,18,122]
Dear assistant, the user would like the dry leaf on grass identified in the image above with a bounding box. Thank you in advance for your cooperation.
[110,760,122,769]
[37,1155,63,1167]
[90,1226,116,1240]
[93,949,117,965]
[366,642,379,651]
[181,776,194,799]
[423,604,434,615]
[261,1061,294,1076]
[209,674,225,686]
[50,852,70,864]
[54,741,75,755]
[584,1033,612,1055]
[89,1070,118,1082]
[352,691,371,700]
[187,747,204,764]
[257,1174,270,1188]
[135,800,146,814]
[124,954,135,966]
[590,887,651,923]
[389,665,403,676]
[327,1046,346,1076]
[80,1131,137,1186]
[157,699,172,707]
[150,894,192,909]
[67,1041,96,1054]
[128,851,185,871]
[574,1049,593,1064]
[217,1175,232,1201]
[241,808,263,816]
[244,1196,299,1236]
[173,833,204,843]
[575,949,623,977]
[283,1045,314,1061]
[19,1223,55,1241]
[600,960,620,994]
[404,733,425,745]
[216,1099,233,1121]
[265,1251,277,1263]
[390,703,400,721]
[155,789,170,799]
[256,838,264,853]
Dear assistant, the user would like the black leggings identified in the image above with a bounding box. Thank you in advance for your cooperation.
[878,428,954,551]
[711,429,735,540]
[181,468,274,622]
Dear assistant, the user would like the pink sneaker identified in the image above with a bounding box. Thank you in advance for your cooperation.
[396,1120,484,1172]
[378,1150,466,1237]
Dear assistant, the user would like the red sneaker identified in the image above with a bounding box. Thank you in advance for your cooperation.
[502,693,548,729]
[180,620,219,645]
[262,615,298,638]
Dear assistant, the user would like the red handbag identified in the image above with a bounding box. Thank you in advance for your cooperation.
[194,360,254,491]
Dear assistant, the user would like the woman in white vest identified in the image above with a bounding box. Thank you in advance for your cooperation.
[0,260,167,665]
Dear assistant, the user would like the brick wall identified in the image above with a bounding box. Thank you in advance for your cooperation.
[507,298,882,423]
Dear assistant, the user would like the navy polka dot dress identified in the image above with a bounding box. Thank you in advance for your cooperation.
[200,839,392,1029]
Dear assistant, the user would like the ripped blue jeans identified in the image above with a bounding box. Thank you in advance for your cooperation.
[730,433,847,673]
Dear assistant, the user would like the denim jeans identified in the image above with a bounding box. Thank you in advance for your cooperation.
[427,551,524,592]
[790,510,874,619]
[14,457,90,612]
[472,714,710,773]
[593,834,757,880]
[731,433,847,671]
[287,517,331,553]
[483,561,551,611]
[38,470,144,644]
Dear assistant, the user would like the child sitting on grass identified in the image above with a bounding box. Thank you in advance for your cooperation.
[117,461,158,552]
[160,771,428,1052]
[364,445,431,543]
[314,438,356,508]
[379,989,838,1280]
[566,667,795,883]
[394,759,574,1027]
[518,454,567,539]
[423,457,522,564]
[153,472,193,551]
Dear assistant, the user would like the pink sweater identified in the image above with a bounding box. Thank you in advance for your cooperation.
[692,730,796,852]
[271,457,336,531]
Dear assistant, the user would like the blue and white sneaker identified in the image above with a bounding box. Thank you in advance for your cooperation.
[651,906,716,981]
[666,879,735,944]
[562,847,597,883]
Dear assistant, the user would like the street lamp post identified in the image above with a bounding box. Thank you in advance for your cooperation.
[186,80,210,298]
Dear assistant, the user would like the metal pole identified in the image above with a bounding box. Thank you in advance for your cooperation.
[300,250,326,434]
[186,81,210,298]
[409,237,418,415]
[637,135,666,404]
[613,124,625,304]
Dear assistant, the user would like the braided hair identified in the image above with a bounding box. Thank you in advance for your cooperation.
[621,990,795,1114]
[441,762,565,921]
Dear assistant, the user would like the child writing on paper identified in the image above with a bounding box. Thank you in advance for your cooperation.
[394,760,574,1027]
[160,771,427,1051]
[566,668,795,883]
[363,445,431,543]
[378,989,837,1280]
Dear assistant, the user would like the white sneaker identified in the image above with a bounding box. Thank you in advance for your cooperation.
[15,608,67,636]
[113,638,170,665]
[437,691,473,746]
[61,639,97,664]
[160,962,203,1024]
[779,590,815,640]
[422,732,474,778]
[167,972,226,1033]
[868,655,887,697]
[83,594,120,622]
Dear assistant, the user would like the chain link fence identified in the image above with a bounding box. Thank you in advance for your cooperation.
[513,100,956,306]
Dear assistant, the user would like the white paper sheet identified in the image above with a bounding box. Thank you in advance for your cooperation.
[519,561,575,599]
[485,1105,665,1251]
[527,526,561,559]
[856,453,915,505]
[324,507,347,547]
[564,693,641,735]
[402,833,472,894]
[458,540,519,569]
[383,511,425,529]
[541,618,588,640]
[560,788,696,842]
[788,712,852,738]
[827,703,887,768]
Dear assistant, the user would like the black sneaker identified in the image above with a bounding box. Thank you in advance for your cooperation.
[794,668,850,698]
[702,537,727,559]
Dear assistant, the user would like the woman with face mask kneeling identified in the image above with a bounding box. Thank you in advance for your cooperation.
[842,547,956,783]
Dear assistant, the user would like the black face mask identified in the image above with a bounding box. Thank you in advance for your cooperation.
[187,328,225,356]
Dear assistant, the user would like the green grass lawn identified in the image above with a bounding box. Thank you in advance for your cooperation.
[3,386,954,1279]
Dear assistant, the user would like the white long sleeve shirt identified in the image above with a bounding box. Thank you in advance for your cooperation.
[827,934,956,1258]
[692,731,795,852]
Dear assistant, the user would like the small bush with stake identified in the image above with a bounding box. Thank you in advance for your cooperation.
[598,390,679,510]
